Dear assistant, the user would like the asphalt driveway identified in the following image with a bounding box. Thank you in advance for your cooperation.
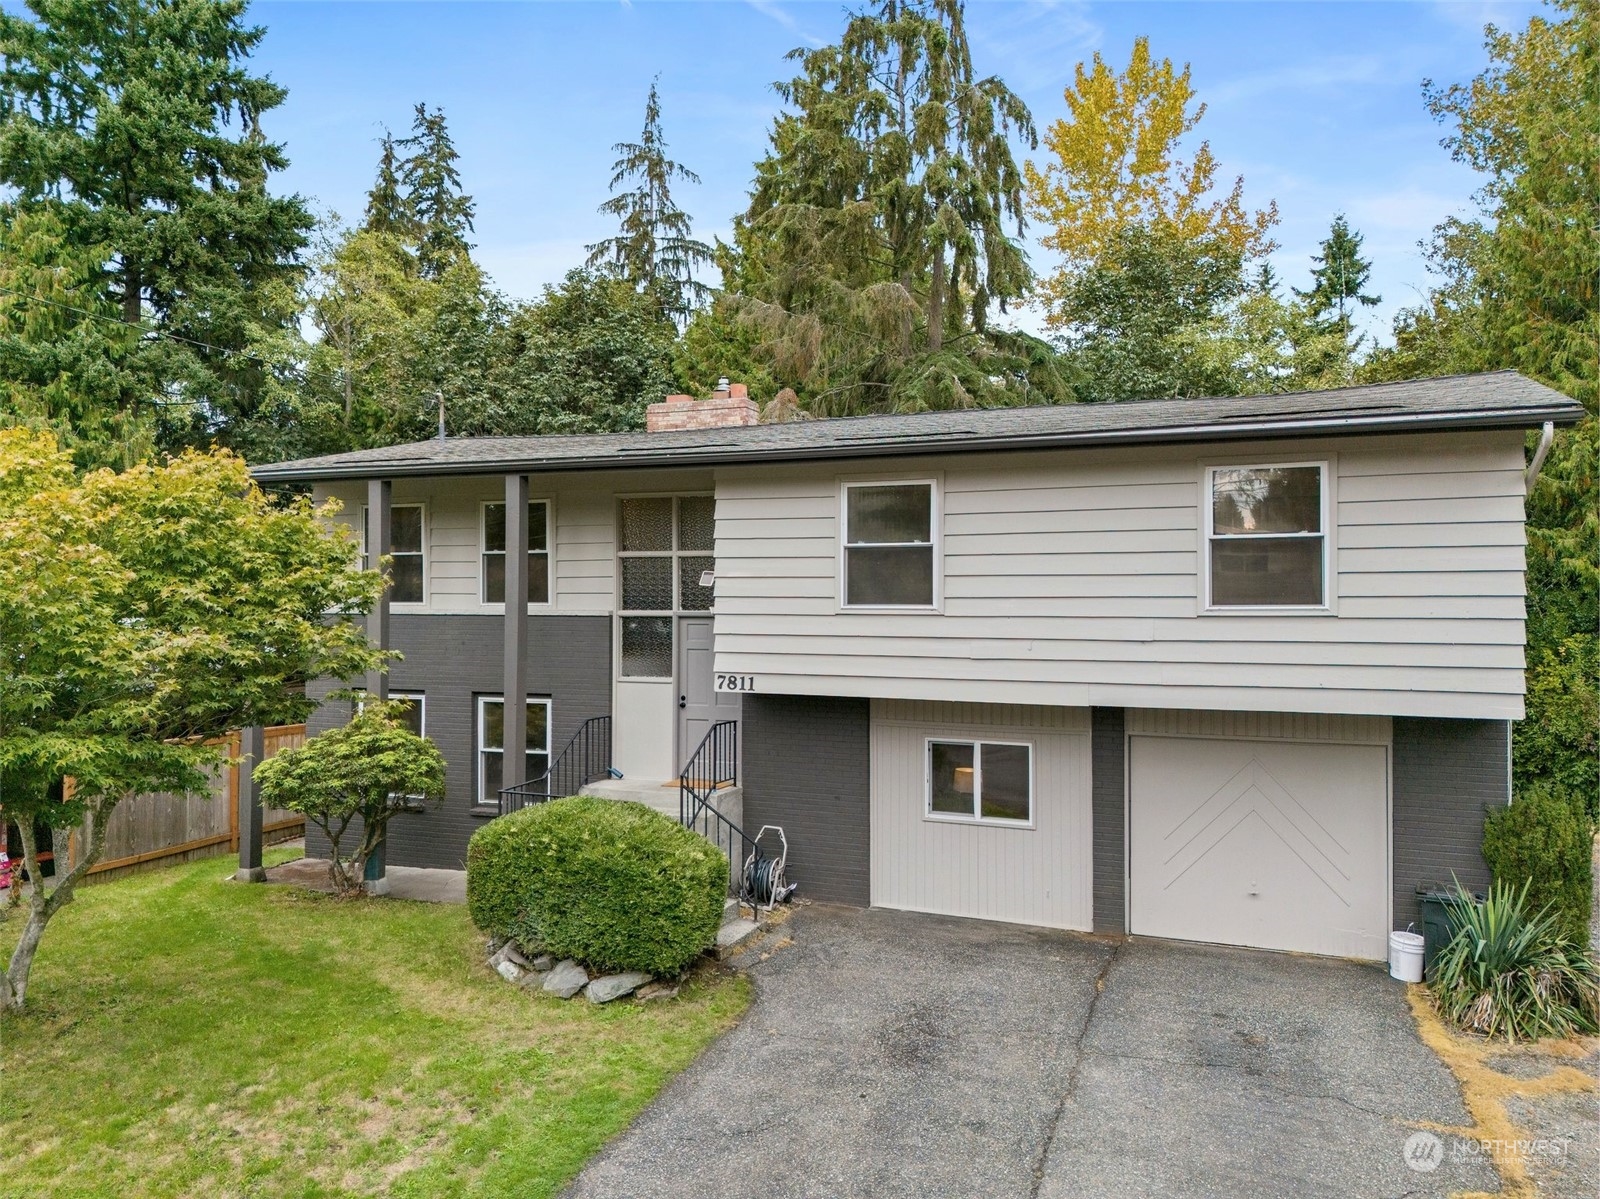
[564,905,1498,1198]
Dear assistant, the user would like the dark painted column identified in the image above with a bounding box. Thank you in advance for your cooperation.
[1091,707,1127,935]
[364,478,392,895]
[503,473,530,800]
[234,724,267,882]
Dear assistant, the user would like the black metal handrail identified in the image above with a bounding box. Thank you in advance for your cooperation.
[499,714,612,816]
[679,721,753,895]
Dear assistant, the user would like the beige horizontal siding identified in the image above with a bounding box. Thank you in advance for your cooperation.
[712,429,1528,720]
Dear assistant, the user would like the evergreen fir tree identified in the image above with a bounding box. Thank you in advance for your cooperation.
[1294,213,1380,338]
[362,131,414,240]
[585,80,713,326]
[728,0,1063,414]
[0,0,315,457]
[398,103,476,278]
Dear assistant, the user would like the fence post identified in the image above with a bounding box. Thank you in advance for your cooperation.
[234,725,267,883]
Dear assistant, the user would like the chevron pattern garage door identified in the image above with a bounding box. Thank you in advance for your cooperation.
[1128,735,1389,959]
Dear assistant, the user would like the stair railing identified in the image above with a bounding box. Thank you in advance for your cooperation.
[679,720,754,896]
[498,714,612,816]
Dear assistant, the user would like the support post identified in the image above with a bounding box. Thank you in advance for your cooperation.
[364,479,391,895]
[503,473,530,800]
[234,725,267,883]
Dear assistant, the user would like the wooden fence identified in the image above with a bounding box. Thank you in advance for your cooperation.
[66,724,307,879]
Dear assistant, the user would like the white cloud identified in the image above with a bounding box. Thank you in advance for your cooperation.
[1207,55,1385,107]
[966,0,1104,93]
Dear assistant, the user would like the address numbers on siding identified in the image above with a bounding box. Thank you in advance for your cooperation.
[715,674,757,693]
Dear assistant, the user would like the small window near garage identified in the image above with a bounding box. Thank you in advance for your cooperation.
[843,481,936,607]
[361,503,426,604]
[476,696,551,807]
[482,501,551,605]
[927,739,1032,824]
[1206,464,1327,608]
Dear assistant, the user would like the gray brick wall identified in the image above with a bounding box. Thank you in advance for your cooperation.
[741,694,871,906]
[1392,717,1509,929]
[304,613,611,869]
[1091,707,1127,934]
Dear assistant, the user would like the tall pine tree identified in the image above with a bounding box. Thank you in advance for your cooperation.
[362,131,414,240]
[398,103,476,279]
[727,0,1067,414]
[0,0,315,459]
[586,80,713,327]
[1294,213,1379,339]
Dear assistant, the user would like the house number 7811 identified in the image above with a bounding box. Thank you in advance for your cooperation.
[715,674,756,692]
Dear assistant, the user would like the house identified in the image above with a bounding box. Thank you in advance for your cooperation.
[251,371,1583,960]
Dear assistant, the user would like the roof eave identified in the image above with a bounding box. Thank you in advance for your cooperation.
[250,401,1586,485]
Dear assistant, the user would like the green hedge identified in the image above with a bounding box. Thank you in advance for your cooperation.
[1483,785,1595,945]
[467,796,728,976]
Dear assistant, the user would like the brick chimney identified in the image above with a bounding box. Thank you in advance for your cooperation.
[646,377,759,432]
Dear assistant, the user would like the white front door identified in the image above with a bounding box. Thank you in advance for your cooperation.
[677,616,739,764]
[1128,735,1390,959]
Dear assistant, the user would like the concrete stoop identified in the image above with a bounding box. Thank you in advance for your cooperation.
[579,778,744,828]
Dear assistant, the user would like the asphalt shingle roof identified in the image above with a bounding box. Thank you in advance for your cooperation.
[251,370,1583,483]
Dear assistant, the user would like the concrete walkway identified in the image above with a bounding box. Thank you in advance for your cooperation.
[264,856,466,903]
[563,905,1499,1199]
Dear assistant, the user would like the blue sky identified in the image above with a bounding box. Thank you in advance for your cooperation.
[250,0,1544,342]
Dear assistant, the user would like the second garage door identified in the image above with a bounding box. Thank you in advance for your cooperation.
[1129,733,1390,959]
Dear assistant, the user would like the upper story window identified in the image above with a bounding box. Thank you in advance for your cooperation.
[482,500,551,605]
[616,495,715,679]
[361,503,426,604]
[842,481,937,608]
[1206,464,1328,609]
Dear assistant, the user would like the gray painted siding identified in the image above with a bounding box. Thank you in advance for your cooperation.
[304,613,612,869]
[741,694,871,906]
[712,430,1527,720]
[1091,707,1126,935]
[1392,717,1508,929]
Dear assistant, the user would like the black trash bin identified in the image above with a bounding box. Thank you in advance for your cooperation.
[1415,887,1484,980]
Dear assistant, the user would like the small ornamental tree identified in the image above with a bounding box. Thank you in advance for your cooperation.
[254,700,446,894]
[0,430,385,1010]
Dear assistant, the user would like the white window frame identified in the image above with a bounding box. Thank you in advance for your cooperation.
[355,692,427,809]
[360,501,428,606]
[839,478,941,611]
[923,736,1035,829]
[1201,460,1332,614]
[615,493,715,681]
[479,498,554,608]
[475,694,553,809]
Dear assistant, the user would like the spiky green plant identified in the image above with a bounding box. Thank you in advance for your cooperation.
[1430,879,1600,1042]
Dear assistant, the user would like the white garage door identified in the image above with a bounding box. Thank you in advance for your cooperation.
[870,700,1093,931]
[1129,735,1389,959]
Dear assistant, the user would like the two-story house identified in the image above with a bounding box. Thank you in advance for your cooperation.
[251,371,1583,961]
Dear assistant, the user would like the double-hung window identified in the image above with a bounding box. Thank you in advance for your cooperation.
[360,503,426,604]
[927,739,1032,825]
[842,481,936,607]
[482,500,551,605]
[476,696,551,808]
[1206,464,1329,609]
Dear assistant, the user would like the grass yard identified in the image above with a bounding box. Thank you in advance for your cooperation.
[0,847,750,1198]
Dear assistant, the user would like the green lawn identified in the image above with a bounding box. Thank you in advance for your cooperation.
[0,847,750,1197]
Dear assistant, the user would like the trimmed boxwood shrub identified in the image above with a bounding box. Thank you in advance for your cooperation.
[467,796,728,976]
[1483,784,1595,946]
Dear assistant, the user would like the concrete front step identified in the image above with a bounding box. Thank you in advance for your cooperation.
[715,917,762,959]
[579,778,744,829]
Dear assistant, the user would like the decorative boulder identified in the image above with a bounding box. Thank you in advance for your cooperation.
[542,959,589,999]
[585,972,652,1004]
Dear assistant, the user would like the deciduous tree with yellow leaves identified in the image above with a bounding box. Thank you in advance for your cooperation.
[1024,36,1278,324]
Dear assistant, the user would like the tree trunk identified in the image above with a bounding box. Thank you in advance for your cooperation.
[2,800,111,1010]
[122,261,142,324]
[927,243,946,355]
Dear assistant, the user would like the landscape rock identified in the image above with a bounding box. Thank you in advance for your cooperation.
[530,953,555,971]
[585,972,653,1004]
[542,959,589,999]
[495,959,524,984]
[500,943,535,970]
[635,982,679,1002]
[516,970,548,989]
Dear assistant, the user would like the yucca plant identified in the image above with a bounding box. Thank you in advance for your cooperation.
[1430,879,1600,1042]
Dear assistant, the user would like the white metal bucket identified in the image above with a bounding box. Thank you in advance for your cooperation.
[1389,930,1424,982]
